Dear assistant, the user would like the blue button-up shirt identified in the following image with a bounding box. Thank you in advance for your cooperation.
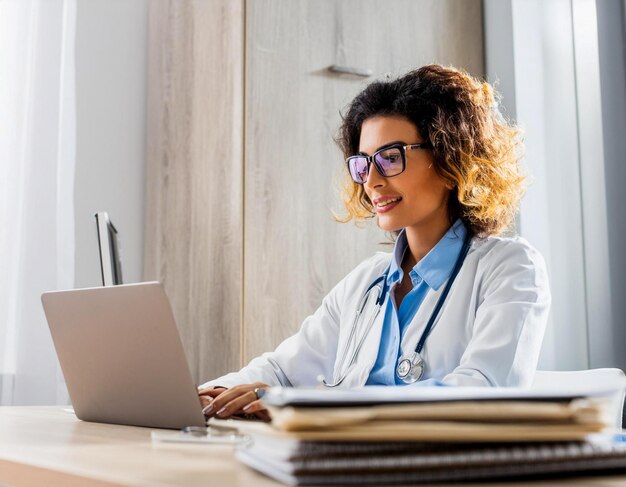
[366,219,467,385]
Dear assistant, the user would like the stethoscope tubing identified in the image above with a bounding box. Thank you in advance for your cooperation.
[322,231,473,387]
[413,231,473,355]
[323,276,386,387]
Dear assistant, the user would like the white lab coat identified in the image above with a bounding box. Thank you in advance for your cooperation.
[200,235,551,389]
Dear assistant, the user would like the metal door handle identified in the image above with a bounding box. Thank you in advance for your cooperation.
[328,65,373,77]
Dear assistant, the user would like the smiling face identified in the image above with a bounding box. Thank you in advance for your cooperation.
[360,115,452,233]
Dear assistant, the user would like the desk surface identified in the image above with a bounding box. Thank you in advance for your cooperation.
[1,406,626,487]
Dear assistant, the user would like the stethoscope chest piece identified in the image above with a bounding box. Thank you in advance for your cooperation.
[396,352,424,383]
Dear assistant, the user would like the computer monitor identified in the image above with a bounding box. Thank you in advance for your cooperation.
[95,211,123,286]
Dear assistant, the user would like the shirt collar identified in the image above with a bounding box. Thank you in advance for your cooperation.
[387,231,408,286]
[386,219,467,291]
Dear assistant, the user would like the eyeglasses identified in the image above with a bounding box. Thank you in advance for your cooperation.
[346,142,432,184]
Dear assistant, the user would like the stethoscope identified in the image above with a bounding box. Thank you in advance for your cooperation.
[321,231,473,387]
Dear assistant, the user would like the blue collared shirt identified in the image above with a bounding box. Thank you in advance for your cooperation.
[366,219,467,386]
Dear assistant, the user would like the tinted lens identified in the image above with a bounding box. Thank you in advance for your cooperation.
[348,156,369,184]
[374,147,403,176]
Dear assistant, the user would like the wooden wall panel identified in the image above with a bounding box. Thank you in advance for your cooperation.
[144,0,244,383]
[145,0,484,382]
[243,0,484,364]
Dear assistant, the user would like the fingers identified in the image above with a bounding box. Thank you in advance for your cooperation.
[199,395,213,409]
[204,383,257,413]
[243,400,272,422]
[198,387,226,409]
[198,386,227,397]
[241,399,264,414]
[211,390,257,418]
[203,383,269,419]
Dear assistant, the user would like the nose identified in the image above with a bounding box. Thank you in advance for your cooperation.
[364,160,386,192]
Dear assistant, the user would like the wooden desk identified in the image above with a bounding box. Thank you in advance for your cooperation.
[0,407,279,487]
[1,406,626,487]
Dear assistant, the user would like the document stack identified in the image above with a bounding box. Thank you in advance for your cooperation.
[228,386,626,485]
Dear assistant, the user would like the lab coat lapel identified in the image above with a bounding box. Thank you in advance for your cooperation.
[342,288,389,388]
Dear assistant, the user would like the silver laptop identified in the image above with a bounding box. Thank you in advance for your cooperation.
[41,282,206,429]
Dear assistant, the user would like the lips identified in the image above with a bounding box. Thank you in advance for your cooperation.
[373,196,403,213]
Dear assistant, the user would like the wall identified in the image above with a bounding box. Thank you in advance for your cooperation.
[145,0,485,384]
[242,0,485,367]
[143,0,245,382]
[74,0,148,288]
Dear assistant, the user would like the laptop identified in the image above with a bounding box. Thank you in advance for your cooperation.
[41,212,206,429]
[42,282,207,429]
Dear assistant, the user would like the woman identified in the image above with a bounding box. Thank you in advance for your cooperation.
[198,65,551,422]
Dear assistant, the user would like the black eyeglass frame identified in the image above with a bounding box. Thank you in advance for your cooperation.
[346,142,433,185]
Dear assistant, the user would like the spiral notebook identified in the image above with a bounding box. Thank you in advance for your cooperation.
[227,385,626,484]
[236,436,626,485]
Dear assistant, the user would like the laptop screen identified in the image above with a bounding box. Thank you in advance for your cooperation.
[94,211,123,286]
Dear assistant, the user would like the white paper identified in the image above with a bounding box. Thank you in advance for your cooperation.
[261,384,619,407]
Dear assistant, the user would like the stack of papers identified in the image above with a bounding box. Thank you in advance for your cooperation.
[228,386,626,485]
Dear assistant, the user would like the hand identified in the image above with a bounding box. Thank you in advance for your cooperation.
[198,382,271,422]
[198,385,227,411]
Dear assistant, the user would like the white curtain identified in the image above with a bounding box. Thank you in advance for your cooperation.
[514,0,612,371]
[511,0,590,371]
[484,0,612,371]
[0,0,76,405]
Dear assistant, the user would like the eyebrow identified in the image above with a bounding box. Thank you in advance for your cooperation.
[357,140,407,156]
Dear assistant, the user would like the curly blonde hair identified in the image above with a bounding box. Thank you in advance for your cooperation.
[336,64,525,238]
